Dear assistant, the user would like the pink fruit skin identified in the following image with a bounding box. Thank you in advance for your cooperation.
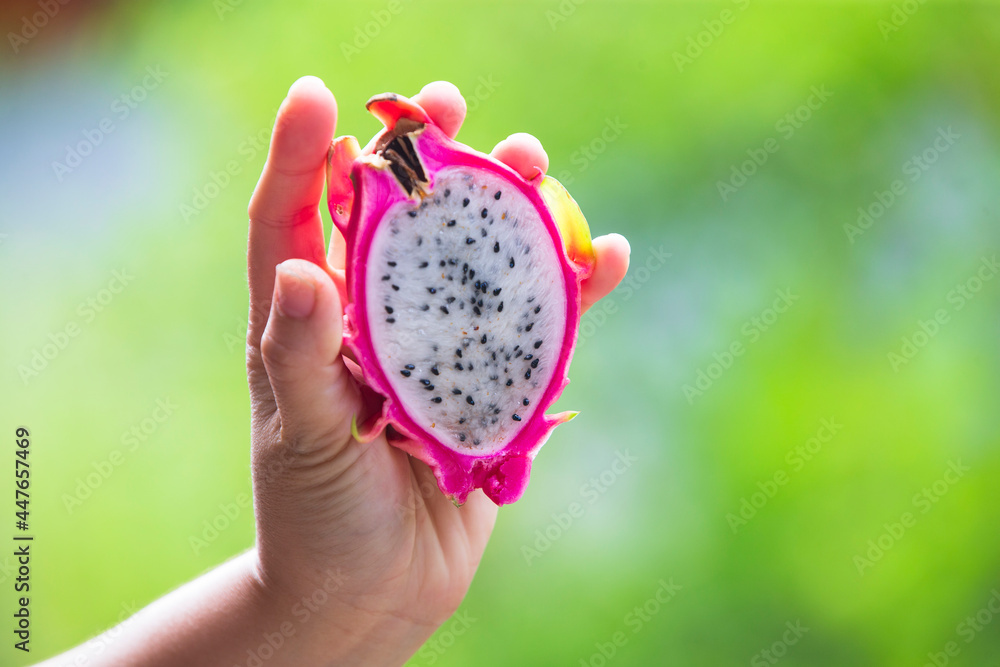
[329,96,591,506]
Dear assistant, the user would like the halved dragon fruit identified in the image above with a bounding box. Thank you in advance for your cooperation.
[326,92,595,505]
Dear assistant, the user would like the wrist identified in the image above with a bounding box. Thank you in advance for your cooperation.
[250,548,438,667]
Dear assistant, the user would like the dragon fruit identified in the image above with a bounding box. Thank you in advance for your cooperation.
[326,92,595,505]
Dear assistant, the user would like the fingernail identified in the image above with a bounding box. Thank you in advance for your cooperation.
[275,264,316,320]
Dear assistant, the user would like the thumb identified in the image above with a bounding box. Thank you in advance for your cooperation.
[260,259,359,451]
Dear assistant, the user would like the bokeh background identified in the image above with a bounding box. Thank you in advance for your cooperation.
[3,1,1000,665]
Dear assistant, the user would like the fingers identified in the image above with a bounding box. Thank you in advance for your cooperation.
[259,259,359,449]
[581,233,631,313]
[491,133,549,180]
[413,81,467,139]
[247,76,338,369]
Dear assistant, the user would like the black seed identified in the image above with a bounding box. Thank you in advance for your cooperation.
[478,299,484,307]
[456,349,463,358]
[466,395,475,406]
[481,334,487,344]
[440,306,449,314]
[444,189,451,197]
[473,306,482,316]
[382,274,391,281]
[459,417,466,424]
[404,363,415,369]
[459,433,466,441]
[447,219,456,227]
[419,261,428,268]
[385,306,394,314]
[534,305,541,314]
[446,296,456,303]
[481,208,488,219]
[440,260,446,267]
[490,375,499,382]
[421,304,430,311]
[400,370,411,377]
[494,408,501,415]
[515,350,522,358]
[491,351,497,361]
[466,237,475,244]
[493,241,500,253]
[408,211,417,218]
[459,301,465,309]
[512,414,522,421]
[386,317,396,323]
[525,369,531,379]
[433,345,438,351]
[509,258,515,268]
[534,340,543,349]
[506,379,513,386]
[481,281,489,292]
[463,198,470,207]
[531,359,539,368]
[493,288,502,296]
[494,191,501,200]
[452,388,462,395]
[527,296,535,303]
[524,354,533,361]
[391,284,400,291]
[432,397,442,403]
[448,259,457,266]
[417,237,423,246]
[473,439,481,445]
[474,280,481,290]
[492,417,498,424]
[424,384,435,391]
[388,261,397,267]
[468,362,473,370]
[427,287,437,294]
[526,323,534,332]
[420,379,431,386]
[470,269,476,279]
[523,398,530,406]
[497,301,504,312]
[455,362,464,370]
[431,365,440,375]
[462,263,469,272]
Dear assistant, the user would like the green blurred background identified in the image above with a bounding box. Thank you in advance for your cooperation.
[3,1,1000,665]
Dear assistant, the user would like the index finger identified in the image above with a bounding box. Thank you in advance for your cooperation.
[247,76,337,350]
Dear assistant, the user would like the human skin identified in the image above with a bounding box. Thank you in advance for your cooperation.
[37,77,630,667]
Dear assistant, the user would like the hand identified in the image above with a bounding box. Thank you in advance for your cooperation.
[245,76,630,665]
